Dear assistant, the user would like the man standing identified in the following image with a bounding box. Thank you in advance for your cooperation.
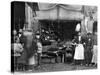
[36,34,43,68]
[84,33,93,66]
[91,31,97,66]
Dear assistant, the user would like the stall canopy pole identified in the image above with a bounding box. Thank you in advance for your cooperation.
[57,5,60,31]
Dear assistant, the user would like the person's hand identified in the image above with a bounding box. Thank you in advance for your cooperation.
[76,44,78,46]
[19,48,23,52]
[74,43,77,46]
[83,43,86,45]
[40,53,42,56]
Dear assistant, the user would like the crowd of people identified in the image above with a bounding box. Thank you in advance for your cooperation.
[71,32,97,67]
[11,28,97,72]
[11,29,43,72]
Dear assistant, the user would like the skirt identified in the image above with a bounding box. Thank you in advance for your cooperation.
[74,44,84,60]
[28,55,37,65]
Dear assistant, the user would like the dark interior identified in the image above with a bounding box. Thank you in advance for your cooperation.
[40,20,81,40]
[93,21,97,32]
[60,20,81,40]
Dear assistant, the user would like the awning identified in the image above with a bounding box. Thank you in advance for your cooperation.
[35,7,57,20]
[59,7,83,20]
[35,3,84,20]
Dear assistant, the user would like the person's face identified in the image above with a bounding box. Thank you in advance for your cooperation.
[19,29,22,33]
[13,30,17,35]
[36,35,39,39]
[16,39,20,43]
[94,32,97,35]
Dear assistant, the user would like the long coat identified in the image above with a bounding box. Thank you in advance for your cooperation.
[17,32,37,65]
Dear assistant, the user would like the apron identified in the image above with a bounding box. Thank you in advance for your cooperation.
[29,55,37,65]
[74,44,84,60]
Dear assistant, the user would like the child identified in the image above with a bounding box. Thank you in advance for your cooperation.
[12,38,23,71]
[36,36,42,67]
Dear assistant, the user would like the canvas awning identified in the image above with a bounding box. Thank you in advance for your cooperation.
[35,3,84,20]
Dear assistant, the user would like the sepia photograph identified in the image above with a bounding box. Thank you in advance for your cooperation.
[11,1,97,73]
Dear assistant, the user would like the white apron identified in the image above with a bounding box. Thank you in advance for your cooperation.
[74,44,84,60]
[29,55,36,65]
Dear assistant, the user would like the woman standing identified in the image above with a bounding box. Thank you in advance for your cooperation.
[73,32,85,65]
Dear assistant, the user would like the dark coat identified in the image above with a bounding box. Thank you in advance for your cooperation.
[17,34,37,64]
[84,35,93,64]
[73,36,85,44]
[85,36,93,51]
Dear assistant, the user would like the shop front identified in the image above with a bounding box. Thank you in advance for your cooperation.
[34,4,83,41]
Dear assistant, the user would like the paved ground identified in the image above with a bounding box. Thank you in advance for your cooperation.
[14,57,97,73]
[15,63,97,73]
